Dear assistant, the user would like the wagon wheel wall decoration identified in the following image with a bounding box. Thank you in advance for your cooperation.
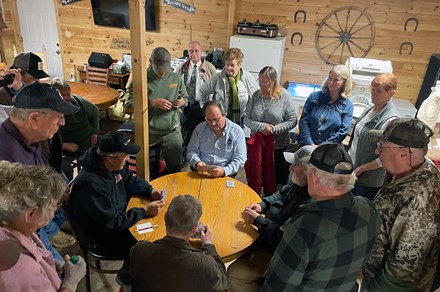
[315,6,376,65]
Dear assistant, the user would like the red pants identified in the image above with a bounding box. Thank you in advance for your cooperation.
[245,132,276,195]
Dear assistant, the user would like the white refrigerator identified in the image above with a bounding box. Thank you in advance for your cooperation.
[230,34,286,82]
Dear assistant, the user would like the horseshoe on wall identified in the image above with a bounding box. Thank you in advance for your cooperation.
[291,32,303,46]
[294,10,307,23]
[399,41,413,55]
[404,17,419,32]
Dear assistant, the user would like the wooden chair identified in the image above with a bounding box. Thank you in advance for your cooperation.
[63,184,127,292]
[85,65,109,87]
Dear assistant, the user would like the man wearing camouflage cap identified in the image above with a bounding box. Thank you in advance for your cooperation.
[362,118,440,291]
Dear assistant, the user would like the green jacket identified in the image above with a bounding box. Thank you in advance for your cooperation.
[147,67,188,132]
[60,94,100,157]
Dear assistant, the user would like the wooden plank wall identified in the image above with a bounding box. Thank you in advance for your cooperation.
[2,0,440,103]
[54,0,229,80]
[235,0,440,103]
[0,0,23,65]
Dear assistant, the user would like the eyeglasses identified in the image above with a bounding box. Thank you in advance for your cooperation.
[188,49,200,53]
[376,143,405,153]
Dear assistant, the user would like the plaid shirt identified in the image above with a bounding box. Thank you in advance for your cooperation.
[263,193,381,292]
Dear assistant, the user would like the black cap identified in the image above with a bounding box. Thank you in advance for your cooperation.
[98,131,141,155]
[12,52,50,79]
[309,143,353,175]
[369,118,433,148]
[14,83,79,115]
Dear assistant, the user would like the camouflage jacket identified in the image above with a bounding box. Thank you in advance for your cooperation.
[363,159,440,291]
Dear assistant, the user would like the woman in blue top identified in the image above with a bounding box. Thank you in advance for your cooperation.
[298,65,353,146]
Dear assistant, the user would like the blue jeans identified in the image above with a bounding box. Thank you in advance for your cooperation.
[38,227,63,261]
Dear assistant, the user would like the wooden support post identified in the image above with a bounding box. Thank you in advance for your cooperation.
[227,0,236,47]
[129,0,150,180]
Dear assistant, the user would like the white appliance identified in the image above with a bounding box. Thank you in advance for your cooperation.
[393,98,417,118]
[346,57,393,107]
[230,35,286,81]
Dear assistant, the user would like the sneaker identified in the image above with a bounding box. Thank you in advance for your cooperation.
[116,274,132,292]
[50,231,76,249]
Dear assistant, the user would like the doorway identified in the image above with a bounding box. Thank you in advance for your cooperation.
[17,0,63,77]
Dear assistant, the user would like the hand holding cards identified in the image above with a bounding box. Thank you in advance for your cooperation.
[193,221,206,239]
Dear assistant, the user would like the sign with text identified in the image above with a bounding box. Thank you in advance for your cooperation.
[163,0,196,14]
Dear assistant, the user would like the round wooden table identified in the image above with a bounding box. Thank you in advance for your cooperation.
[68,81,119,110]
[127,171,261,262]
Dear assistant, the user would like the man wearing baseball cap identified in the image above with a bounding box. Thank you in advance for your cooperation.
[362,118,440,291]
[0,52,50,106]
[147,47,188,173]
[69,131,166,286]
[263,143,381,291]
[228,145,314,292]
[0,82,79,260]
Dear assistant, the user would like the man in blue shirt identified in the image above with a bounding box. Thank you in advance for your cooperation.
[187,100,246,177]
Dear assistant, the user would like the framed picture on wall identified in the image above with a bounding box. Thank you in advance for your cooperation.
[122,53,131,68]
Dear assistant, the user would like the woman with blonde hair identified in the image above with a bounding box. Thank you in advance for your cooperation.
[244,66,297,195]
[298,64,353,146]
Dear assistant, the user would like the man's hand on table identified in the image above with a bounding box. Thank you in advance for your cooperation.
[150,189,163,201]
[196,161,208,173]
[246,203,262,214]
[144,200,165,216]
[242,207,260,224]
[207,166,225,177]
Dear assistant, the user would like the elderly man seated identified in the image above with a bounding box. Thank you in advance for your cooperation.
[69,131,165,286]
[263,143,381,292]
[0,82,79,259]
[187,100,246,177]
[51,77,100,159]
[227,145,314,292]
[51,77,100,179]
[130,194,228,292]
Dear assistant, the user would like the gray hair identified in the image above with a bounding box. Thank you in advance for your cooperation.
[306,163,356,193]
[203,100,226,116]
[0,161,67,225]
[9,107,41,120]
[165,194,202,236]
[51,77,71,91]
[96,148,123,158]
[321,64,352,98]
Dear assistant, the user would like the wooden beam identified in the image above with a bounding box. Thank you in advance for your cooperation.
[227,0,236,47]
[10,0,23,53]
[129,0,149,180]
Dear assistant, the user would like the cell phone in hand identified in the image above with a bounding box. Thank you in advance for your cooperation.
[161,190,167,202]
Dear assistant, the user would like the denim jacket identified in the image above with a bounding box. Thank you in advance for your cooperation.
[298,91,353,145]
